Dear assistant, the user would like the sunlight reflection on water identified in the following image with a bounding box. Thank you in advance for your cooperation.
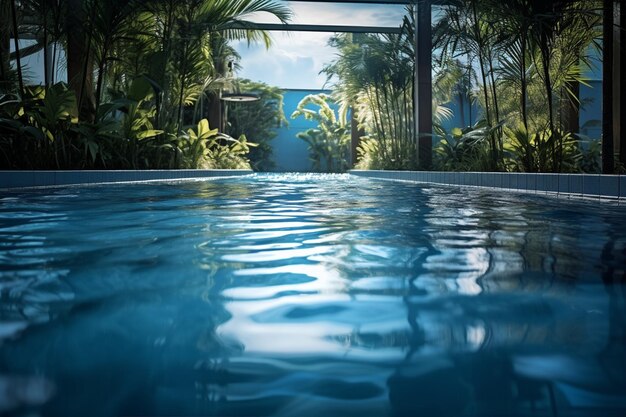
[0,173,625,416]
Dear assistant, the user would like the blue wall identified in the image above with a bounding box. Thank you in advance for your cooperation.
[442,98,480,130]
[439,81,602,139]
[580,81,602,140]
[271,82,603,171]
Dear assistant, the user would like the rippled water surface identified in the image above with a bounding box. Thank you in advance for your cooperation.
[1,173,626,417]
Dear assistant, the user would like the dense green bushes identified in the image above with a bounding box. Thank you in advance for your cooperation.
[326,1,604,173]
[429,0,602,173]
[225,79,286,171]
[323,18,417,171]
[0,0,291,170]
[0,78,253,169]
[291,93,350,173]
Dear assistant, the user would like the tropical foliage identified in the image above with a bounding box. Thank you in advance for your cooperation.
[323,12,418,171]
[431,0,602,173]
[225,79,286,171]
[326,1,605,173]
[291,93,350,173]
[179,118,253,170]
[0,0,291,170]
[1,0,613,173]
[0,77,255,169]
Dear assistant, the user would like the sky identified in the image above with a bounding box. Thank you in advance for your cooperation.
[233,1,407,90]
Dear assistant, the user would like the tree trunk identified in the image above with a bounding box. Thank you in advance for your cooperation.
[10,0,24,97]
[95,47,107,114]
[350,108,363,167]
[207,92,222,132]
[66,0,95,121]
[602,0,615,174]
[467,66,473,125]
[540,33,557,172]
[471,0,495,169]
[458,93,466,128]
[0,0,11,91]
[520,32,529,132]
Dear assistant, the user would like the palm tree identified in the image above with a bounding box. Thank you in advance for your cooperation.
[434,0,504,169]
[434,0,602,172]
[90,0,138,113]
[0,0,13,92]
[291,93,350,172]
[9,0,24,96]
[63,0,291,124]
[140,0,290,132]
[323,13,418,170]
[65,0,97,121]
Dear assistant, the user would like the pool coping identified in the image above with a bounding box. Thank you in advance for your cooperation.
[350,170,626,201]
[0,169,253,190]
[3,170,624,201]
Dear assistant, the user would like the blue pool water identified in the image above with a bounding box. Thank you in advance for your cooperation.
[1,173,625,417]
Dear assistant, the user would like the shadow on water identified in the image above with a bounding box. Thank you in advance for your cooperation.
[387,191,626,417]
[0,174,625,416]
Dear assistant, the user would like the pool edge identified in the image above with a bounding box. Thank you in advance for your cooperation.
[350,170,625,202]
[0,169,254,190]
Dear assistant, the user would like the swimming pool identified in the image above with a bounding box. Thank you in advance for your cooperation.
[1,173,625,416]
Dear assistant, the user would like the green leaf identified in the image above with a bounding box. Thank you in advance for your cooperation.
[87,141,99,162]
[128,77,154,102]
[22,126,46,141]
[136,129,163,139]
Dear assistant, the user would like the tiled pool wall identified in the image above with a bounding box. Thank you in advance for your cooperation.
[351,170,625,200]
[0,169,253,189]
[3,170,624,200]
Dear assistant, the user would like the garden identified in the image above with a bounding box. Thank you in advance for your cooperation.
[0,0,290,170]
[0,0,622,174]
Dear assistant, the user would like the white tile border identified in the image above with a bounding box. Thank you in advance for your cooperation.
[0,170,253,190]
[350,170,624,202]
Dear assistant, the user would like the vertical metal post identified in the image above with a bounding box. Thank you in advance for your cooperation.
[414,0,432,170]
[602,0,615,174]
[45,43,54,86]
[617,0,626,167]
[350,108,362,167]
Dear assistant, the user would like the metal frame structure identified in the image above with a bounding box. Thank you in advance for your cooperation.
[242,0,433,168]
[271,0,621,172]
[13,0,434,167]
[231,23,402,34]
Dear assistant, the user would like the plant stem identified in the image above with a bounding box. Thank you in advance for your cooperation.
[95,45,108,114]
[10,0,24,97]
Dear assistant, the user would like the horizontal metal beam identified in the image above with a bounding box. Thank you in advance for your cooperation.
[229,23,402,34]
[286,0,413,3]
[16,22,403,40]
[285,0,454,6]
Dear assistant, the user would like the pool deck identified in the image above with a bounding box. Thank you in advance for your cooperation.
[351,170,626,201]
[0,169,253,189]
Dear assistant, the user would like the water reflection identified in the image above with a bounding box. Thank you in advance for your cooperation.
[0,174,625,416]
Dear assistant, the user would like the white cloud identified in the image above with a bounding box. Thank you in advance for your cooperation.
[249,2,405,26]
[234,32,335,89]
[235,2,407,89]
